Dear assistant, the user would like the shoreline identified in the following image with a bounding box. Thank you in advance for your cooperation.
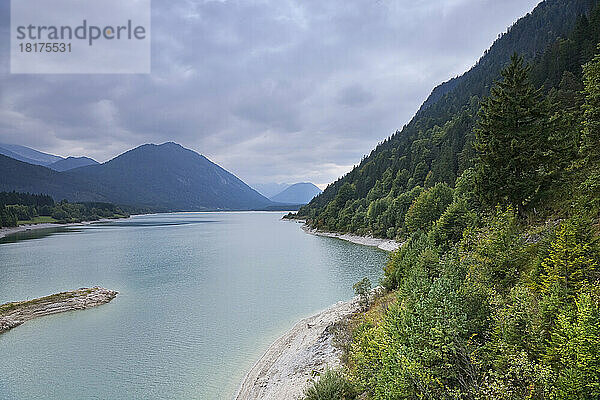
[0,217,129,240]
[0,287,118,334]
[235,295,365,400]
[302,225,400,252]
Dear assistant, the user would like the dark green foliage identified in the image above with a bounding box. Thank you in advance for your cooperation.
[0,191,53,208]
[404,183,453,233]
[430,198,477,249]
[0,205,18,228]
[582,47,600,164]
[302,369,357,400]
[353,277,372,310]
[0,191,132,227]
[475,55,549,215]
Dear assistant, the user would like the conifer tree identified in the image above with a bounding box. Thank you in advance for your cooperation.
[475,54,548,215]
[581,46,600,165]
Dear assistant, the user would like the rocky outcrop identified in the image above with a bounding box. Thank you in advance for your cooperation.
[0,287,118,333]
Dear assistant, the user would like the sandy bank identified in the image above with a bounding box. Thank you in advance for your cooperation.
[0,287,118,334]
[235,294,366,400]
[0,218,125,240]
[302,225,400,252]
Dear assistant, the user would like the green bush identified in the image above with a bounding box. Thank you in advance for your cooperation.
[302,369,357,400]
[404,183,453,233]
[430,198,477,249]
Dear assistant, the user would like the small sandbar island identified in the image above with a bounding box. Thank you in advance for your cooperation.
[0,287,118,334]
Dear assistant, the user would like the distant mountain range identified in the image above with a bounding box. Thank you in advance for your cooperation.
[0,142,304,211]
[48,156,99,171]
[270,183,322,204]
[0,143,99,171]
[252,183,291,199]
[252,182,322,204]
[0,143,63,166]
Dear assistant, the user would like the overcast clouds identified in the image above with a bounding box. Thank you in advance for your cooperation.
[0,0,541,187]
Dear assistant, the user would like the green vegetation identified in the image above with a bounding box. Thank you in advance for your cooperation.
[0,191,132,228]
[353,277,372,311]
[17,216,58,225]
[300,2,600,398]
[302,369,357,400]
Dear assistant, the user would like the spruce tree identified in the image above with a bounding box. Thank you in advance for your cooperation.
[579,46,600,212]
[475,54,548,215]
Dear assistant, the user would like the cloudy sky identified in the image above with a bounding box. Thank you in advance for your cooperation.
[0,0,541,188]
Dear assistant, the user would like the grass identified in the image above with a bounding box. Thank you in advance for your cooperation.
[17,216,58,226]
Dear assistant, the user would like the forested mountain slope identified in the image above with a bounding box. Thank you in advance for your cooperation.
[299,1,600,398]
[297,0,600,239]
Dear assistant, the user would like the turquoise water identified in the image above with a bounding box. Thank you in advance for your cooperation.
[0,212,387,399]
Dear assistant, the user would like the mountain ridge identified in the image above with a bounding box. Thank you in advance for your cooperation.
[0,142,277,211]
[270,183,322,204]
[48,156,98,171]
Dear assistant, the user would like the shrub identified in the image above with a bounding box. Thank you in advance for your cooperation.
[353,277,372,310]
[302,369,357,400]
[404,183,453,233]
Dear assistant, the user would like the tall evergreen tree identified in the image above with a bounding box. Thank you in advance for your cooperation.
[475,54,548,215]
[579,45,600,213]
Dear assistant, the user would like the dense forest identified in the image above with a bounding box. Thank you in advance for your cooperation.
[0,191,133,228]
[298,0,600,399]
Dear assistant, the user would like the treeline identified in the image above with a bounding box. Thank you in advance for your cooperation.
[299,2,600,399]
[0,191,133,228]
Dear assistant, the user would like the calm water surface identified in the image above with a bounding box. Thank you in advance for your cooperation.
[0,212,387,399]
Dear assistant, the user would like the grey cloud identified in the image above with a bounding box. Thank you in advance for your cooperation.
[336,84,375,107]
[0,0,541,186]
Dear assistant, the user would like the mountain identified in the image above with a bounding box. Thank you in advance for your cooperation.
[297,0,600,237]
[0,143,63,166]
[270,183,322,204]
[251,183,291,198]
[48,156,99,171]
[0,142,274,211]
[65,142,273,210]
[0,154,106,202]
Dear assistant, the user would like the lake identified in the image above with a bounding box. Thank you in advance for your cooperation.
[0,212,387,399]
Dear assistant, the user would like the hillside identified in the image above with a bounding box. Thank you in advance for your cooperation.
[66,142,273,210]
[297,0,600,239]
[0,143,274,211]
[252,183,291,198]
[0,154,106,202]
[296,0,600,398]
[0,144,63,166]
[48,156,98,171]
[270,183,322,204]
